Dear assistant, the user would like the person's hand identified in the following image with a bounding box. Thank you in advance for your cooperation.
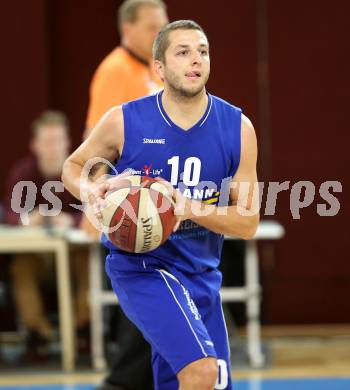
[51,212,74,228]
[27,208,43,226]
[83,170,133,222]
[154,178,194,232]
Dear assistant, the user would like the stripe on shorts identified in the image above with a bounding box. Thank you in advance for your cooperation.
[156,269,208,358]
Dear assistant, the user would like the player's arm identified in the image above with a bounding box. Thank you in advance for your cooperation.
[175,115,259,240]
[62,106,124,203]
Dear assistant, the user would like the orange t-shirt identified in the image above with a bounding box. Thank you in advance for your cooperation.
[86,46,163,129]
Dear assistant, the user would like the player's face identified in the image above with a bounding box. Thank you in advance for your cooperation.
[126,5,168,60]
[31,125,70,167]
[161,29,210,98]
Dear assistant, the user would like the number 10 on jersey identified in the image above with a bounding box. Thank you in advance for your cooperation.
[167,156,202,186]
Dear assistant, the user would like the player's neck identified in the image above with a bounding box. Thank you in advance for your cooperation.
[162,88,208,130]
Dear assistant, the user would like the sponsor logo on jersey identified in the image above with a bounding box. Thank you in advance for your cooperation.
[143,164,152,176]
[182,286,201,320]
[180,188,220,204]
[143,138,166,144]
[131,165,163,177]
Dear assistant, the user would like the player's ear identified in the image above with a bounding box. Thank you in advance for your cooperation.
[153,60,164,81]
[121,21,130,37]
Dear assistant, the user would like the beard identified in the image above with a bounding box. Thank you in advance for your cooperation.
[164,67,209,99]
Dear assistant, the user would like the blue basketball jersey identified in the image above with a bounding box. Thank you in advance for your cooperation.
[102,90,242,274]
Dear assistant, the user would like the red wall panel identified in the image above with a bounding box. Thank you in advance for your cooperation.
[262,1,350,323]
[0,1,49,192]
[1,1,349,323]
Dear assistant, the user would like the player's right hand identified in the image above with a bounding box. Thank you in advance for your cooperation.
[84,170,133,221]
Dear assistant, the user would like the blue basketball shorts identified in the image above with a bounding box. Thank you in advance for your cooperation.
[106,253,232,390]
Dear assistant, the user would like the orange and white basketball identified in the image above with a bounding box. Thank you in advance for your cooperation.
[101,175,176,253]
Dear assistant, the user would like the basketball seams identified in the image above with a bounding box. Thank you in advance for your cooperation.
[102,187,130,227]
[109,189,138,252]
[150,186,176,244]
[103,175,176,253]
[149,188,166,242]
[148,187,176,245]
[135,188,163,252]
[132,187,141,252]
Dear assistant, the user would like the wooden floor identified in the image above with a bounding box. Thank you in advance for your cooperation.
[235,324,350,379]
[0,325,349,386]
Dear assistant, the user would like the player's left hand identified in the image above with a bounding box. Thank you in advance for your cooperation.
[154,177,195,232]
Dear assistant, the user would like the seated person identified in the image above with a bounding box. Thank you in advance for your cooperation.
[3,111,89,361]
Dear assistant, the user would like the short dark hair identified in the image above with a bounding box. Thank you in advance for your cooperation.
[117,0,166,31]
[31,110,69,137]
[153,20,207,62]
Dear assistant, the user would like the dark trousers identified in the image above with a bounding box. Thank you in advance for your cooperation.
[105,309,153,390]
[219,239,246,325]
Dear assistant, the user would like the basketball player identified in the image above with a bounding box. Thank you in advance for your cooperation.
[62,20,259,390]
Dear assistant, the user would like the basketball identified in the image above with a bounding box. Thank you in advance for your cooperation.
[101,175,176,253]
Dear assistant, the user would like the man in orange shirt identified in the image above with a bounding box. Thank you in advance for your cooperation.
[85,0,168,133]
[84,1,168,389]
